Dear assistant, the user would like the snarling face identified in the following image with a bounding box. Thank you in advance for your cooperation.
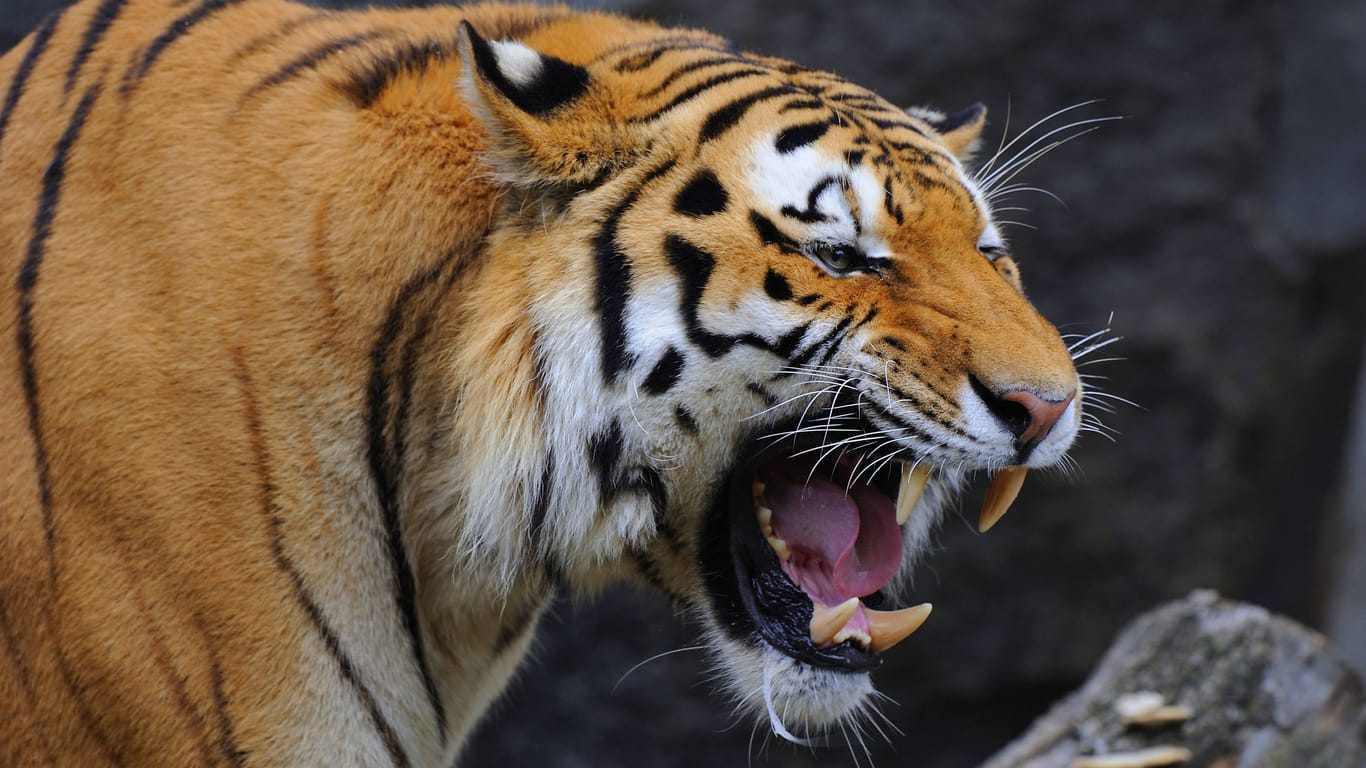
[460,21,1084,741]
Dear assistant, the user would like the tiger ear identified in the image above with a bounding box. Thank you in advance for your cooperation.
[457,21,628,188]
[907,102,987,161]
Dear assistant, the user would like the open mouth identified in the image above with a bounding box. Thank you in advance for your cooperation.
[702,435,1030,672]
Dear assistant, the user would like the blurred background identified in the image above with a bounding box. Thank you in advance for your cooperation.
[4,0,1362,765]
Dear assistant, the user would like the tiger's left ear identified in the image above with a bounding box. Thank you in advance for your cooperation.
[907,102,987,161]
[458,21,635,188]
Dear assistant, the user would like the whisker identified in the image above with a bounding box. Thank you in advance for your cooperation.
[613,645,706,692]
[975,99,1102,181]
[978,114,1121,193]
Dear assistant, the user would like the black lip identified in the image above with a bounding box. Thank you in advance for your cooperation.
[699,437,883,673]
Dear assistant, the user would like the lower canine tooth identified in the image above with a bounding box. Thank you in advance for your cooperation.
[865,603,932,653]
[810,597,860,646]
[978,466,1028,532]
[896,463,931,525]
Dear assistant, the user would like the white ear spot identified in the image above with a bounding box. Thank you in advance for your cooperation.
[489,40,544,89]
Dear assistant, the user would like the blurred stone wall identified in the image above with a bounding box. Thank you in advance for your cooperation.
[4,0,1362,765]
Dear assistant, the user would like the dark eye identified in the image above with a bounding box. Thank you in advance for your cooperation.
[812,243,865,273]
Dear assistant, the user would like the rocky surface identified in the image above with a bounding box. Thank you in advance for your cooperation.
[3,0,1363,765]
[983,591,1366,768]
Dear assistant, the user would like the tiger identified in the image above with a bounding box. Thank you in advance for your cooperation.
[0,0,1087,764]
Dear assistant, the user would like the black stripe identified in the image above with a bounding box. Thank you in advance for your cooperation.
[673,169,728,217]
[796,293,821,306]
[814,315,855,366]
[243,31,387,101]
[885,380,972,438]
[341,38,455,108]
[20,79,101,590]
[790,313,850,369]
[599,35,731,67]
[699,85,794,144]
[628,68,767,123]
[614,47,667,73]
[231,11,332,61]
[0,11,60,156]
[749,210,801,254]
[366,259,460,748]
[638,55,742,99]
[674,405,699,434]
[872,115,933,137]
[594,193,640,384]
[528,451,555,552]
[205,654,246,768]
[234,351,409,768]
[862,403,940,447]
[781,173,842,225]
[642,347,685,395]
[588,420,625,501]
[123,0,246,95]
[65,0,127,95]
[593,160,675,384]
[888,140,948,169]
[883,176,904,225]
[664,234,775,359]
[638,465,669,526]
[763,269,793,301]
[778,98,825,113]
[771,320,811,360]
[664,235,735,358]
[632,550,670,594]
[774,121,830,153]
[852,306,879,331]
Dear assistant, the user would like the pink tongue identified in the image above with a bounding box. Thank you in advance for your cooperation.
[760,461,903,606]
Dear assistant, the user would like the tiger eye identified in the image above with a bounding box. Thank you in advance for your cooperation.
[815,243,859,271]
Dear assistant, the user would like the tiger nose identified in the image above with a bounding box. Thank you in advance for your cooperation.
[973,379,1076,445]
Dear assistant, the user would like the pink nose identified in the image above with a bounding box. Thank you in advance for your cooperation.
[998,390,1075,444]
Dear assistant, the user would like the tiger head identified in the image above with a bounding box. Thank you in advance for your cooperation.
[455,20,1081,738]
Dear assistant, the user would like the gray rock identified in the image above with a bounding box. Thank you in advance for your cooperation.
[982,591,1366,768]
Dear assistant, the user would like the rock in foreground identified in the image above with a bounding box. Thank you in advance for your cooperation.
[983,590,1366,768]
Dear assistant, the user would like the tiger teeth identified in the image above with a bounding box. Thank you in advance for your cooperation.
[978,466,1028,532]
[751,482,789,560]
[756,504,773,537]
[810,597,861,646]
[865,602,932,652]
[833,627,872,648]
[767,535,791,561]
[896,463,931,525]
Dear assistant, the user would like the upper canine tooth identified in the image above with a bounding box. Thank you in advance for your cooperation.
[978,466,1028,532]
[810,597,860,647]
[865,603,932,653]
[896,463,931,526]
